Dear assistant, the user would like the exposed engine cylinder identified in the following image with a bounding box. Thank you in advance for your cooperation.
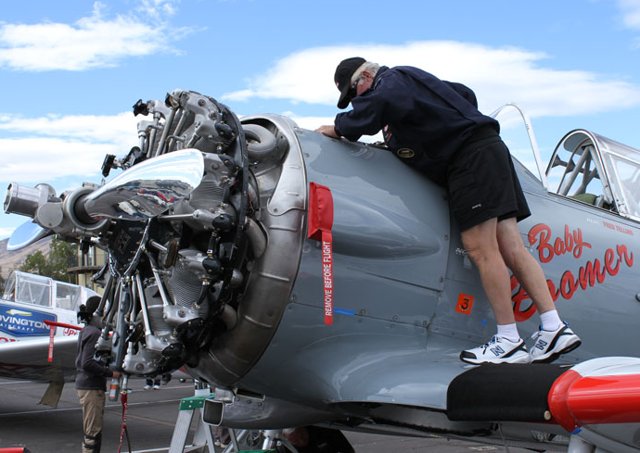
[143,285,171,337]
[2,89,304,385]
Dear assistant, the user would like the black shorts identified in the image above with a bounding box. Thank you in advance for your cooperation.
[447,132,530,231]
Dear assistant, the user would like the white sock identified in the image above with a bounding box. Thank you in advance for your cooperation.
[540,310,562,331]
[496,323,520,342]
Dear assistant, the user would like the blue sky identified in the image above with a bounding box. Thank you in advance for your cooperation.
[1,0,640,239]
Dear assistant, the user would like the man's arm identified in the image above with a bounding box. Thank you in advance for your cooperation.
[79,330,115,378]
[333,92,387,141]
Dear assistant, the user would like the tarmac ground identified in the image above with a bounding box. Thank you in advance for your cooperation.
[0,377,534,452]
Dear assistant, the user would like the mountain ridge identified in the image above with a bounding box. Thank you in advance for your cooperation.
[0,236,52,279]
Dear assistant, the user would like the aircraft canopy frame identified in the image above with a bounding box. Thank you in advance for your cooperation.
[546,129,640,221]
[2,270,89,312]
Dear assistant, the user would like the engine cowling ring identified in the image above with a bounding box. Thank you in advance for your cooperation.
[194,115,306,387]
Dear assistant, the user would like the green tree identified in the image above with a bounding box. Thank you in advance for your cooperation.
[19,250,48,275]
[19,238,78,283]
[47,238,78,282]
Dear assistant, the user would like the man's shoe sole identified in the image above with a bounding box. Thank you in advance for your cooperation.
[530,338,582,364]
[460,351,531,365]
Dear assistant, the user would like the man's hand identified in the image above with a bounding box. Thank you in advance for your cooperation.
[315,125,339,138]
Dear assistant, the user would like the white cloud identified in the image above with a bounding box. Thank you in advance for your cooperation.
[221,41,640,118]
[618,0,640,47]
[136,0,178,20]
[0,227,15,240]
[0,112,138,182]
[618,0,640,29]
[0,1,186,71]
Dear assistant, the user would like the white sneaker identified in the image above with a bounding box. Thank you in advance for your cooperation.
[144,384,152,390]
[530,323,581,363]
[460,336,531,365]
[153,384,160,390]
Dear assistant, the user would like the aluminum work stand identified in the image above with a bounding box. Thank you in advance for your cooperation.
[169,388,217,453]
[168,386,286,452]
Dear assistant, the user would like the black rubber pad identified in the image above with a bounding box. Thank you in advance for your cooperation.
[447,363,566,422]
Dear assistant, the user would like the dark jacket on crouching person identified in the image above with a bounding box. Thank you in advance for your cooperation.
[75,296,118,453]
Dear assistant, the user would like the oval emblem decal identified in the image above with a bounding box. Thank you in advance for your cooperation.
[396,148,415,159]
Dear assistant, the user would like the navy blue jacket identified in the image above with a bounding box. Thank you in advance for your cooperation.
[334,66,499,186]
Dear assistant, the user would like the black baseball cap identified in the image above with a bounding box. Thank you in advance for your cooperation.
[334,57,366,109]
[85,296,101,315]
[78,295,101,323]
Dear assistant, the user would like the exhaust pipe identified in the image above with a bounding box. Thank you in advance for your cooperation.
[202,392,338,429]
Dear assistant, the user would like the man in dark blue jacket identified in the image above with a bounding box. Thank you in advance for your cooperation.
[317,57,581,365]
[75,296,120,452]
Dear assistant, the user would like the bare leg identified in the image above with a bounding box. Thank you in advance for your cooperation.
[459,217,580,364]
[496,217,582,362]
[458,219,539,364]
[496,218,555,314]
[460,218,516,325]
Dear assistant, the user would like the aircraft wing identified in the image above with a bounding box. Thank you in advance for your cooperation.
[0,336,77,383]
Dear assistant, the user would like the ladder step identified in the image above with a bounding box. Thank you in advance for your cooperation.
[170,393,218,453]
